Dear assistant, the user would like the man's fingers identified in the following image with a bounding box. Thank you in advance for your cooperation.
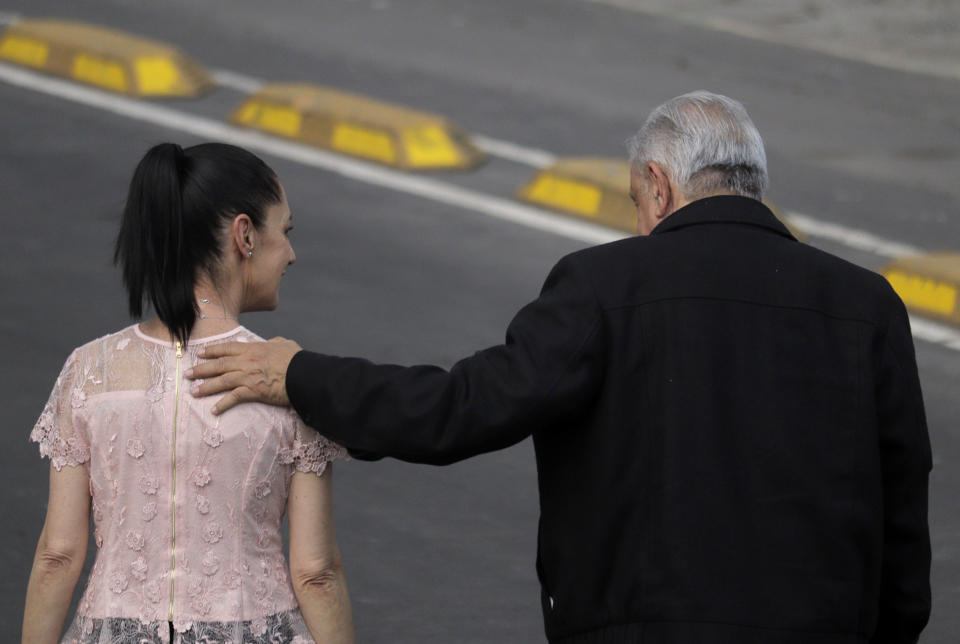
[190,370,248,397]
[211,386,255,415]
[197,341,246,360]
[185,337,295,408]
[185,356,239,380]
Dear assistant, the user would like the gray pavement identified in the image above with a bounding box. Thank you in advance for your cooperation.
[2,1,958,641]
[592,0,960,81]
[7,0,959,241]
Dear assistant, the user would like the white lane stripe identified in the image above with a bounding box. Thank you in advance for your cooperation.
[783,211,924,259]
[0,10,21,25]
[909,317,960,352]
[2,60,957,351]
[210,69,263,94]
[0,60,624,250]
[472,134,557,168]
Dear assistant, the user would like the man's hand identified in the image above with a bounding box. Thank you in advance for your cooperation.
[185,337,302,415]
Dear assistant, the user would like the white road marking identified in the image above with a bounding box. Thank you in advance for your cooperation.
[783,212,924,259]
[472,134,557,168]
[0,9,21,25]
[210,68,263,94]
[908,317,960,352]
[1,60,957,351]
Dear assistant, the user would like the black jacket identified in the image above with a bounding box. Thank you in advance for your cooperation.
[287,196,931,643]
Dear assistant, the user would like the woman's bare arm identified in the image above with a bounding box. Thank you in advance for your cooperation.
[288,464,354,643]
[22,464,91,644]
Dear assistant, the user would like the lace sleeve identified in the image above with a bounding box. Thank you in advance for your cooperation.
[30,349,91,470]
[279,413,347,477]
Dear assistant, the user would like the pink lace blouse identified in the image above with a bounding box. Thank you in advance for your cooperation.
[31,325,345,644]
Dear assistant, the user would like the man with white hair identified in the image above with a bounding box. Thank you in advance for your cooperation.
[190,91,931,643]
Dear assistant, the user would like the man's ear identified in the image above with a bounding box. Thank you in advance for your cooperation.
[231,214,255,259]
[647,163,675,219]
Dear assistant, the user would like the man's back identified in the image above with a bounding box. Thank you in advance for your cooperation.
[533,196,931,643]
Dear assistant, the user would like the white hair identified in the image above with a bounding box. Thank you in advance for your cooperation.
[626,91,768,200]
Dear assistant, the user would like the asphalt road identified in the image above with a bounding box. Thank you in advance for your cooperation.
[1,1,958,642]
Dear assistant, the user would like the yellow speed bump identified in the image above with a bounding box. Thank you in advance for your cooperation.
[518,158,635,232]
[0,19,212,97]
[517,157,805,239]
[882,253,960,326]
[230,83,485,171]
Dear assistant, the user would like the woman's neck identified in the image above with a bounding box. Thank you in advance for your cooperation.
[195,277,241,318]
[137,317,242,344]
[137,282,242,344]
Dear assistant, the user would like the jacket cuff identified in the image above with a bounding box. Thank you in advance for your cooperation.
[286,350,384,462]
[286,349,320,426]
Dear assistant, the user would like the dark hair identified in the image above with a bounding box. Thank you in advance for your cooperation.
[114,142,282,345]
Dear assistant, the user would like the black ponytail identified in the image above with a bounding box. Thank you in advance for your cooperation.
[114,142,281,345]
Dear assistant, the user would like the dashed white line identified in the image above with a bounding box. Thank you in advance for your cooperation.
[210,69,264,94]
[472,134,557,168]
[908,317,960,352]
[1,59,957,352]
[0,10,21,25]
[783,212,923,259]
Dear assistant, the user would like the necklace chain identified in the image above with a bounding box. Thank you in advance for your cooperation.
[197,298,238,322]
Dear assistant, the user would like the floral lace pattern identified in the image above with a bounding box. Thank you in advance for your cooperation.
[29,351,91,470]
[61,609,315,643]
[31,326,346,642]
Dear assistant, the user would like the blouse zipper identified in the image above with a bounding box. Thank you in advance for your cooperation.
[169,341,183,622]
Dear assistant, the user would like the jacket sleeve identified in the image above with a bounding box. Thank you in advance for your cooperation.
[869,298,932,644]
[285,254,604,465]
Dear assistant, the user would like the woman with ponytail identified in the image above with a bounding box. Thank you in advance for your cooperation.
[22,143,354,643]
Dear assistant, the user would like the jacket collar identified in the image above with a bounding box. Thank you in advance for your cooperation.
[650,195,796,241]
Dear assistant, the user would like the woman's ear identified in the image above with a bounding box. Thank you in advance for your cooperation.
[231,214,255,259]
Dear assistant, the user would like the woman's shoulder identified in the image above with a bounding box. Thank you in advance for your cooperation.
[231,326,266,344]
[74,323,258,356]
[191,324,265,346]
[61,325,142,365]
[201,325,302,416]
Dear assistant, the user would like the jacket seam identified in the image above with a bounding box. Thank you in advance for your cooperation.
[655,219,795,239]
[558,617,864,640]
[539,255,605,410]
[602,294,881,326]
[539,314,603,412]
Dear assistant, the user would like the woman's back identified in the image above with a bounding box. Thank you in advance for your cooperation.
[32,324,342,641]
